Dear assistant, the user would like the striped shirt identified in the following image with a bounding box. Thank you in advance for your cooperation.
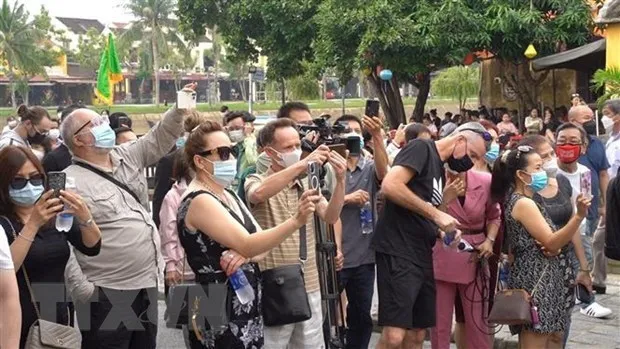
[0,129,28,148]
[245,174,319,292]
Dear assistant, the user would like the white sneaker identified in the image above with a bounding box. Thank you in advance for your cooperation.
[580,302,613,318]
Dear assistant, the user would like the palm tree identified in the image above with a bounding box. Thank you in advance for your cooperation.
[122,0,184,106]
[0,0,40,107]
[591,67,620,106]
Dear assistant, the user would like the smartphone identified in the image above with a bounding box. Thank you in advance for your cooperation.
[345,135,362,157]
[307,161,322,197]
[177,90,197,109]
[580,171,592,200]
[365,99,380,118]
[47,171,66,197]
[328,144,347,159]
[576,283,593,304]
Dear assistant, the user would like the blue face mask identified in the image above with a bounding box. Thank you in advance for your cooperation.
[485,143,500,164]
[176,137,186,148]
[9,182,44,206]
[208,159,237,187]
[91,124,116,148]
[527,170,548,192]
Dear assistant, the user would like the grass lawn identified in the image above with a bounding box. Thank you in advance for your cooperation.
[0,97,473,119]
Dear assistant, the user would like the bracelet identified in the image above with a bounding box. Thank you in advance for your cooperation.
[579,268,591,273]
[18,234,34,243]
[79,217,94,227]
[486,237,496,243]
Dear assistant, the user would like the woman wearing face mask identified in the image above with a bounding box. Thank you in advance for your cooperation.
[491,146,590,349]
[0,146,101,349]
[178,121,321,348]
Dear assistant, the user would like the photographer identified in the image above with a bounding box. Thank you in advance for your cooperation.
[335,114,389,348]
[244,118,347,348]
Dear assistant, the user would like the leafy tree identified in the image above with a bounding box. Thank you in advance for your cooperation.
[160,43,195,90]
[432,65,480,112]
[314,0,483,128]
[287,74,320,101]
[221,55,249,100]
[591,67,620,106]
[476,0,594,118]
[177,0,319,104]
[75,28,108,72]
[122,0,185,106]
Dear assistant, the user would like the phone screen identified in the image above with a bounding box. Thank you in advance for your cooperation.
[47,171,66,197]
[365,100,380,118]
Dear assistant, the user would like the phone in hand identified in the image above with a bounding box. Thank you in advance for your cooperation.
[365,99,380,118]
[47,171,66,197]
[576,283,593,304]
[580,171,592,200]
[307,161,322,197]
[177,90,197,109]
[328,144,347,159]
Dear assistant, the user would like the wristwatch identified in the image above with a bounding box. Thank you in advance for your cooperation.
[79,217,94,227]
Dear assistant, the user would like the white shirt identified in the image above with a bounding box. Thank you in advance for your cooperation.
[557,164,590,234]
[0,129,27,148]
[0,225,14,270]
[606,131,620,180]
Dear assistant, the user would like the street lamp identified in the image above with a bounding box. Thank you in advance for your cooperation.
[248,66,256,114]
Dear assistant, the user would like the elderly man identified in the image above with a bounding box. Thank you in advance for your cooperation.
[59,85,194,349]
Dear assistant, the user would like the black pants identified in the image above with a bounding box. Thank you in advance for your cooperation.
[339,263,375,349]
[77,287,158,349]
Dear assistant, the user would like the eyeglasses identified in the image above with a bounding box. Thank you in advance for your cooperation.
[73,115,108,136]
[556,141,583,146]
[10,174,44,190]
[197,146,235,161]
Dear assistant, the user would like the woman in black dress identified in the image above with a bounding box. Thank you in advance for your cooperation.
[177,121,320,348]
[490,145,589,349]
[0,146,101,349]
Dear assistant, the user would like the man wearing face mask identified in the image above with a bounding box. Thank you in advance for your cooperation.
[0,105,53,149]
[603,99,620,183]
[224,111,257,183]
[59,84,197,349]
[42,104,84,173]
[245,118,347,349]
[332,114,389,348]
[371,122,488,349]
[568,106,611,295]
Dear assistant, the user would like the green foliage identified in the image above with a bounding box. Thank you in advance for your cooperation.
[287,74,320,101]
[75,28,108,71]
[591,67,620,106]
[432,66,479,111]
[177,0,319,81]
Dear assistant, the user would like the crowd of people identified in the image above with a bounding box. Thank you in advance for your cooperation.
[0,87,619,349]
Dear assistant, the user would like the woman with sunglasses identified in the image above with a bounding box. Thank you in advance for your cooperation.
[490,145,590,349]
[0,146,101,349]
[178,121,320,348]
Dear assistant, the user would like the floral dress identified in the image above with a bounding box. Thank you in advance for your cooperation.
[504,192,574,335]
[177,190,263,349]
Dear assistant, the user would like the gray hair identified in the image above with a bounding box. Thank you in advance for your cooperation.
[59,109,85,152]
[603,99,620,115]
[449,121,491,150]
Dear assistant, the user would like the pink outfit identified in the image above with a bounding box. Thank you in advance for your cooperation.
[159,179,195,280]
[431,170,501,349]
[498,121,518,135]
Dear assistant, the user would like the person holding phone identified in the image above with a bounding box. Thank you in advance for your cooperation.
[0,146,101,349]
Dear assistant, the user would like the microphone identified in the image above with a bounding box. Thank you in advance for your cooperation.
[457,239,476,253]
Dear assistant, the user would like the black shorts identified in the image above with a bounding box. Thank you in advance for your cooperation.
[376,252,436,329]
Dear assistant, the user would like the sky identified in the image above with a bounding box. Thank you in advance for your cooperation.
[23,0,134,24]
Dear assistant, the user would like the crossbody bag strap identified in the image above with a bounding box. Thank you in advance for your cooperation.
[295,184,307,263]
[1,216,43,321]
[73,161,141,204]
[530,262,549,298]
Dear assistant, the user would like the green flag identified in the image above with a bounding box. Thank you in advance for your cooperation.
[94,34,123,105]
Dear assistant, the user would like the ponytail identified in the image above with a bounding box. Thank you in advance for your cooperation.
[491,147,534,203]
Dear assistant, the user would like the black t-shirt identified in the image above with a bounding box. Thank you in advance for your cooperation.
[533,174,573,229]
[42,143,72,173]
[372,139,445,268]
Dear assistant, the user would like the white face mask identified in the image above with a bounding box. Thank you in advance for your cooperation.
[276,148,302,168]
[48,128,61,140]
[8,120,17,128]
[602,115,614,133]
[228,129,245,143]
[543,157,559,178]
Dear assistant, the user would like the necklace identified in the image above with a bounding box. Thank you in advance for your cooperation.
[196,179,230,206]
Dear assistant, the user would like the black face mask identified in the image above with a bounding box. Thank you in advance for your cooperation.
[447,154,474,173]
[582,120,597,135]
[27,131,46,145]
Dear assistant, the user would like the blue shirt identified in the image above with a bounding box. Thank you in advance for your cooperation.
[578,135,610,219]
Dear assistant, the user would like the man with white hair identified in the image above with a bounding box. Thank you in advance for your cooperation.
[59,85,194,349]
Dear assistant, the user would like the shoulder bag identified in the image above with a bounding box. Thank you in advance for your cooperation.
[261,185,312,326]
[488,262,549,325]
[73,161,141,204]
[1,217,81,349]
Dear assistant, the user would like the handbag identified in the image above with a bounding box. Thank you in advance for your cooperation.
[261,186,312,327]
[1,217,81,349]
[488,262,549,325]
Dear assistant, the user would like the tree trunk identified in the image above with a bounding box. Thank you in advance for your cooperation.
[7,62,17,108]
[369,73,406,129]
[280,79,286,105]
[213,26,220,104]
[151,27,160,106]
[412,73,431,123]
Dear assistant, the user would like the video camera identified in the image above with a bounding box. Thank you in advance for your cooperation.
[298,117,361,157]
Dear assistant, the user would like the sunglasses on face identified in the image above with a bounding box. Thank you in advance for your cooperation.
[11,174,44,190]
[197,146,235,161]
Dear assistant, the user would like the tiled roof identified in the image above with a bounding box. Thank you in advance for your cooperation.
[56,17,105,35]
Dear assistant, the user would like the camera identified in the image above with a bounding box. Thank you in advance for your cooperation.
[298,117,361,157]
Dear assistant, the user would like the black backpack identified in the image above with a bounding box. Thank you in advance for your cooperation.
[605,172,620,261]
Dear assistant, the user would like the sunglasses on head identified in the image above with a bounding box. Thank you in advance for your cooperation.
[197,146,235,161]
[11,174,44,190]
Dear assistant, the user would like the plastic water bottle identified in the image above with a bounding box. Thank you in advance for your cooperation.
[229,268,255,304]
[360,201,373,235]
[498,257,510,290]
[55,177,75,232]
[443,230,456,246]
